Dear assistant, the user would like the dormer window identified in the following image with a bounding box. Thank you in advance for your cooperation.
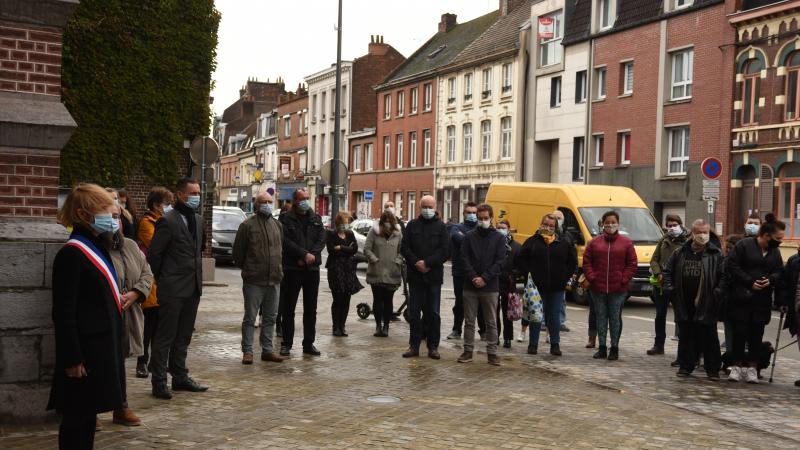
[597,0,615,31]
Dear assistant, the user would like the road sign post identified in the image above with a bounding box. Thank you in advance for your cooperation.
[701,157,723,230]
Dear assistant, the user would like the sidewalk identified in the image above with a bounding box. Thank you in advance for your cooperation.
[2,280,799,449]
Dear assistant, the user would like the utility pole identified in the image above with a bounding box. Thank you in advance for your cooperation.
[331,0,343,218]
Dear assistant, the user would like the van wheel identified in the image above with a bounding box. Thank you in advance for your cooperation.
[571,286,590,306]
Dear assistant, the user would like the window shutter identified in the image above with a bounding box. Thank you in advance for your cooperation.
[759,164,774,214]
[573,139,581,180]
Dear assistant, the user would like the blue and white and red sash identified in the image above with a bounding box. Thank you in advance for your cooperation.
[65,234,123,315]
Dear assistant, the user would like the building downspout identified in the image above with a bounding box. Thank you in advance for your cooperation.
[517,27,530,181]
[584,39,594,185]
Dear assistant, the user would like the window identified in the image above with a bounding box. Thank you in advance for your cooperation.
[352,145,361,172]
[365,143,373,170]
[383,94,391,119]
[397,134,404,168]
[410,87,418,114]
[446,126,456,164]
[321,92,327,120]
[502,63,513,93]
[550,76,562,107]
[622,62,634,95]
[742,59,763,125]
[424,83,432,111]
[447,78,456,104]
[459,188,470,214]
[410,131,417,167]
[408,192,416,219]
[320,134,326,161]
[463,123,473,162]
[341,85,347,115]
[593,135,604,167]
[598,0,614,30]
[464,73,473,101]
[300,152,307,171]
[383,136,390,169]
[331,89,336,115]
[481,120,492,161]
[284,117,291,137]
[444,189,452,222]
[595,67,607,99]
[539,10,563,67]
[667,127,690,176]
[482,68,492,99]
[619,132,631,165]
[311,94,318,121]
[573,137,585,181]
[785,52,800,121]
[423,129,431,166]
[397,91,405,117]
[575,70,587,103]
[501,117,512,160]
[673,0,693,10]
[671,49,693,100]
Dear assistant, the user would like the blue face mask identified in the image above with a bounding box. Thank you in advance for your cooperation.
[744,223,759,236]
[465,213,477,223]
[259,203,273,216]
[162,204,173,215]
[421,208,435,220]
[297,200,310,212]
[186,195,201,210]
[91,213,116,234]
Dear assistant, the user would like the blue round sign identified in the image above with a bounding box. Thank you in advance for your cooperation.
[701,157,722,180]
[267,187,275,195]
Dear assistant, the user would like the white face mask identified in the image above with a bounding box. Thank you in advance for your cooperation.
[386,207,395,215]
[604,223,619,234]
[667,225,682,237]
[421,208,435,220]
[478,220,492,229]
[694,233,710,246]
[498,228,509,236]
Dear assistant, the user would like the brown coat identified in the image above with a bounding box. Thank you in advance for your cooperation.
[110,236,154,358]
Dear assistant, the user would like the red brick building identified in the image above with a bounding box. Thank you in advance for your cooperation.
[728,0,800,239]
[276,86,308,205]
[348,13,496,219]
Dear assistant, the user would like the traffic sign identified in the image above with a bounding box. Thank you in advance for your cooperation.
[701,157,722,180]
[364,191,374,201]
[190,136,220,165]
[702,179,720,201]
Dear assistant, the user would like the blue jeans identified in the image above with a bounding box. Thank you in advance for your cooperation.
[242,283,280,355]
[544,293,567,329]
[652,288,668,348]
[408,283,442,350]
[529,291,564,346]
[591,291,626,348]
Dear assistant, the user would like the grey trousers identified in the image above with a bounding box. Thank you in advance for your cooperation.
[463,289,499,355]
[242,283,280,355]
[150,295,200,385]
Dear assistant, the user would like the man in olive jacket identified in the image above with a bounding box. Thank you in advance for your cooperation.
[648,214,687,356]
[233,192,285,364]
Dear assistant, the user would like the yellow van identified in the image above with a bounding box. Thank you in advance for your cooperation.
[486,182,663,304]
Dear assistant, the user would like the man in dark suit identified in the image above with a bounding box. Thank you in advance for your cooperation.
[147,178,208,399]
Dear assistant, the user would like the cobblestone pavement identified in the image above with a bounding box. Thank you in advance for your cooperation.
[3,270,800,449]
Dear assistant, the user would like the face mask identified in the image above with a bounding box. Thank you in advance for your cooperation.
[557,219,564,229]
[421,208,435,220]
[768,238,781,249]
[162,204,173,215]
[539,226,555,236]
[667,226,682,238]
[478,220,492,229]
[386,207,395,215]
[465,213,477,223]
[693,233,709,246]
[186,195,201,210]
[91,213,116,234]
[604,223,619,234]
[297,200,310,212]
[337,223,351,231]
[744,223,759,236]
[498,228,509,236]
[259,203,273,216]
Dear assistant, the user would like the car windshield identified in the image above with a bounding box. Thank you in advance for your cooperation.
[579,207,663,244]
[213,213,243,232]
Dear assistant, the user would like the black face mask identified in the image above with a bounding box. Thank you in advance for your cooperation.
[768,239,781,249]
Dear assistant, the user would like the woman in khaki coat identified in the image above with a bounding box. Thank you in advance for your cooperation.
[364,211,403,337]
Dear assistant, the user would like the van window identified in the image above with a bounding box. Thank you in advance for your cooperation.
[557,207,584,245]
[579,207,663,244]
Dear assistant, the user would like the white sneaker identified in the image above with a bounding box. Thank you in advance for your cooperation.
[728,366,741,382]
[745,367,759,384]
[516,331,525,343]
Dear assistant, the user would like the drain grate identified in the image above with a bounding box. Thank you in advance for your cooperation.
[367,395,401,403]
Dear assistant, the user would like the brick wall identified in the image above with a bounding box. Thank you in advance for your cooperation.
[0,152,60,217]
[0,24,62,95]
[351,42,405,132]
[277,93,309,153]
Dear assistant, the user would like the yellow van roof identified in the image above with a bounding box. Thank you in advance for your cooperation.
[488,182,648,208]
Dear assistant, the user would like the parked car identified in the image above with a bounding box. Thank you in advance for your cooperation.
[212,209,246,264]
[321,215,332,230]
[350,218,376,266]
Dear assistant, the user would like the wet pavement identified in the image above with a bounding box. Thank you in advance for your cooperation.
[3,265,800,449]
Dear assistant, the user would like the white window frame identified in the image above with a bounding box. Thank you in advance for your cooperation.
[384,94,391,119]
[352,144,361,172]
[667,127,690,176]
[670,49,693,101]
[383,136,390,169]
[598,0,615,30]
[576,70,587,103]
[464,72,473,102]
[447,77,456,104]
[444,189,452,222]
[573,137,586,181]
[446,126,456,164]
[501,117,512,160]
[593,135,604,167]
[482,68,492,99]
[551,76,562,107]
[619,132,631,165]
[595,67,607,99]
[481,120,492,161]
[410,131,417,167]
[284,116,291,138]
[463,123,473,162]
[424,83,432,111]
[396,134,404,168]
[538,10,563,67]
[397,91,405,117]
[674,0,693,10]
[423,129,431,166]
[410,87,418,114]
[408,192,416,219]
[502,63,513,93]
[365,143,373,170]
[623,62,634,95]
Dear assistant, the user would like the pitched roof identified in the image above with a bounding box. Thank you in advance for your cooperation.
[380,11,498,87]
[563,0,592,46]
[449,0,534,66]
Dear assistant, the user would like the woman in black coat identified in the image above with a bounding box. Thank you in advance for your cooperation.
[50,183,137,449]
[725,214,785,384]
[497,219,521,349]
[325,212,363,336]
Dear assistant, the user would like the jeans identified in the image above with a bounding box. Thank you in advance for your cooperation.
[331,291,352,332]
[280,270,320,349]
[463,289,499,355]
[408,282,442,350]
[150,295,200,385]
[59,413,96,450]
[652,288,668,348]
[587,298,597,338]
[544,293,567,329]
[371,285,395,328]
[137,307,159,367]
[731,320,765,366]
[241,283,279,355]
[529,291,565,346]
[592,291,626,348]
[677,321,721,374]
[452,276,464,333]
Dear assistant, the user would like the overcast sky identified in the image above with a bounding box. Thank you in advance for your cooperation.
[211,0,498,116]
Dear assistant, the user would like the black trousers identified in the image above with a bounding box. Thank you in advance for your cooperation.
[137,307,159,367]
[452,276,464,333]
[331,291,351,332]
[731,320,765,366]
[499,291,513,341]
[150,295,200,385]
[677,321,721,374]
[280,270,320,349]
[59,413,96,450]
[371,285,395,328]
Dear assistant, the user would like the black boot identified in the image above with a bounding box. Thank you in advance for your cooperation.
[550,343,562,356]
[135,362,149,378]
[503,339,511,349]
[374,323,383,337]
[607,346,619,361]
[593,346,608,359]
[382,324,389,337]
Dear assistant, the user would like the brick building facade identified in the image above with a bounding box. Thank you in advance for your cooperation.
[276,87,309,205]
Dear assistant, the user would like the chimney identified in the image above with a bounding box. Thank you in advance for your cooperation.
[499,0,525,16]
[368,35,389,55]
[439,13,457,33]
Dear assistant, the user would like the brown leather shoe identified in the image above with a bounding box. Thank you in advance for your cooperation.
[488,354,501,366]
[242,353,254,365]
[428,349,441,360]
[261,352,286,363]
[113,407,141,426]
[585,336,596,348]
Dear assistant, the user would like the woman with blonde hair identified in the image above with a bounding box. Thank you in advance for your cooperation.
[325,212,363,336]
[50,183,132,449]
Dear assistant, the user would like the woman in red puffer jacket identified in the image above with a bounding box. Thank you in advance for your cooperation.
[582,210,637,361]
